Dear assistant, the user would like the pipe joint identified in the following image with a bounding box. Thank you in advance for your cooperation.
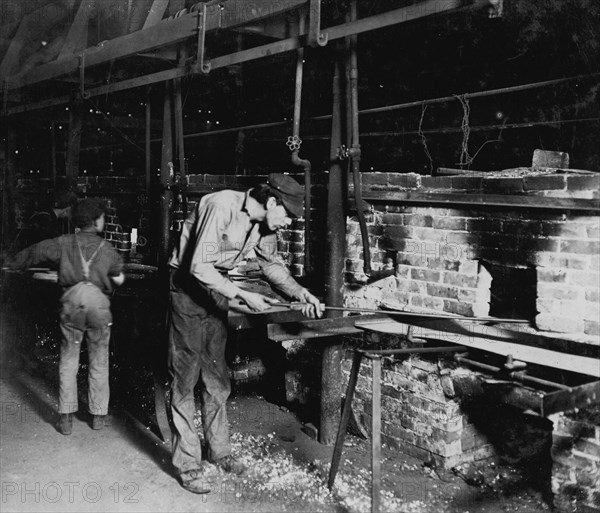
[348,144,361,160]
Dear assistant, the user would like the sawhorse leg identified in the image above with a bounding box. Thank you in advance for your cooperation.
[327,350,382,513]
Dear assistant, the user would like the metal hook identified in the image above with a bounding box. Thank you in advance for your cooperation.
[308,0,328,47]
[196,5,211,74]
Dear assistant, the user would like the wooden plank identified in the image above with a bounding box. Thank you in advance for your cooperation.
[143,0,170,29]
[0,14,31,78]
[266,314,389,341]
[7,0,307,89]
[542,380,600,416]
[485,382,545,412]
[325,0,464,41]
[359,191,600,213]
[355,319,600,378]
[58,0,95,59]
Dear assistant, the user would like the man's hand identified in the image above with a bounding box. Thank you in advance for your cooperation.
[296,289,325,319]
[237,289,279,313]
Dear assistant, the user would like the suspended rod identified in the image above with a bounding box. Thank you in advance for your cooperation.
[276,302,530,324]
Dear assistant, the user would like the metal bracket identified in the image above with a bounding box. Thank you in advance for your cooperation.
[195,5,211,74]
[308,0,328,47]
[79,52,90,99]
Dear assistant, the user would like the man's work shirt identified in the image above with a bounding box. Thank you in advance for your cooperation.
[169,189,303,300]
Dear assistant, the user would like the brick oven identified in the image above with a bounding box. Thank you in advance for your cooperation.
[340,167,599,510]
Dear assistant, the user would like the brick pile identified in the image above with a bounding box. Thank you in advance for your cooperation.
[549,410,600,511]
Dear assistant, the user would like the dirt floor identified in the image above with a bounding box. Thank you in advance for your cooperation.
[1,295,552,513]
[1,367,551,512]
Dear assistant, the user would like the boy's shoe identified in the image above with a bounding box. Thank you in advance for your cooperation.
[92,415,106,430]
[58,413,73,435]
[211,455,247,476]
[180,466,213,494]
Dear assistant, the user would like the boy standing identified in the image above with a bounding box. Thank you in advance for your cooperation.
[11,198,124,435]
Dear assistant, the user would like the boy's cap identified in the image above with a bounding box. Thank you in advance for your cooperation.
[267,174,304,217]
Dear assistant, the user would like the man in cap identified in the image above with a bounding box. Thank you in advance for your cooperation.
[167,173,323,493]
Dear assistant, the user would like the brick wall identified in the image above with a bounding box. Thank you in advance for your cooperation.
[346,170,600,341]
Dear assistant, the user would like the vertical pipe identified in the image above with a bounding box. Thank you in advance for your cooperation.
[291,13,312,276]
[158,82,173,268]
[371,356,382,513]
[145,87,151,195]
[320,52,345,445]
[348,0,371,276]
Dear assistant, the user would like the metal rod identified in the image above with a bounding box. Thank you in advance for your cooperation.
[277,302,530,324]
[455,355,572,390]
[371,356,382,513]
[361,346,468,357]
[328,351,363,490]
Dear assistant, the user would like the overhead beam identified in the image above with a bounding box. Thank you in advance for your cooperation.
[3,0,492,114]
[0,14,32,78]
[143,0,170,29]
[6,0,307,90]
[58,0,95,59]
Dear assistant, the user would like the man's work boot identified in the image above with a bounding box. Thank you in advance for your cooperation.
[211,455,247,476]
[179,466,213,494]
[58,413,73,435]
[92,415,106,430]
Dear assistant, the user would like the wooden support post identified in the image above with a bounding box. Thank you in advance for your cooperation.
[153,81,174,445]
[50,122,57,187]
[320,52,346,445]
[158,82,173,267]
[371,356,382,513]
[2,127,17,250]
[65,96,84,180]
[328,350,363,489]
[145,87,152,195]
[173,75,186,215]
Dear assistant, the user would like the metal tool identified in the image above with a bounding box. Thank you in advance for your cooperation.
[277,301,530,324]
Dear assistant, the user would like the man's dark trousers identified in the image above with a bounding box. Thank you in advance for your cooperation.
[168,270,231,475]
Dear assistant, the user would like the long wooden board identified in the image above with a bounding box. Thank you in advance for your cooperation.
[355,319,600,378]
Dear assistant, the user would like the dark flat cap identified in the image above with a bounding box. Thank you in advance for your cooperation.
[267,173,304,217]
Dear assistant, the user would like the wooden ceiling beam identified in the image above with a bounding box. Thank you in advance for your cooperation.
[0,14,33,78]
[58,0,95,59]
[143,0,171,29]
[6,0,307,90]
